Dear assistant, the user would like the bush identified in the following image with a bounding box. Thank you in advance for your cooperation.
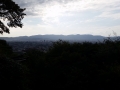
[0,39,13,57]
[0,57,28,90]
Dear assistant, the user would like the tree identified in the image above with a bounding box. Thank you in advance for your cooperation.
[0,39,12,57]
[0,0,26,34]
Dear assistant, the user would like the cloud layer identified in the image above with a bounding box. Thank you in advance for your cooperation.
[5,0,120,37]
[13,0,120,16]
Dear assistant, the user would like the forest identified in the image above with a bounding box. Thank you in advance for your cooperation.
[0,37,120,89]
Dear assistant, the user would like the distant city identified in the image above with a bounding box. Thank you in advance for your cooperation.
[1,34,118,53]
[8,41,52,53]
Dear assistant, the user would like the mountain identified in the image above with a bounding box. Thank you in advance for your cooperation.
[0,34,106,42]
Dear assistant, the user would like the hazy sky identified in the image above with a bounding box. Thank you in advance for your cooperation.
[2,0,120,37]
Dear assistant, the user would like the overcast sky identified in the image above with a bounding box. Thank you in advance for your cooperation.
[2,0,120,37]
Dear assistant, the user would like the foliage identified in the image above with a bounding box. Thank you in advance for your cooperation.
[20,38,120,89]
[0,0,26,34]
[0,39,28,90]
[0,39,12,57]
[0,57,28,90]
[1,37,120,89]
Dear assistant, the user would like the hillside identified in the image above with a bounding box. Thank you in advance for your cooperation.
[0,34,105,41]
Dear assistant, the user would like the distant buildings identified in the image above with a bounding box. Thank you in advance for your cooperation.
[7,41,52,53]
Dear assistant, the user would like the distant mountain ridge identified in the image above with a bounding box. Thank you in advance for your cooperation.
[0,34,107,41]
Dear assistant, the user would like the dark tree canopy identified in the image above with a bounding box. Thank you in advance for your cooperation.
[0,0,26,34]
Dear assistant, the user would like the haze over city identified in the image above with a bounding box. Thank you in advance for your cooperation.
[2,0,120,37]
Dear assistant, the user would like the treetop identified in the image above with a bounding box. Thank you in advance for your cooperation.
[0,0,26,34]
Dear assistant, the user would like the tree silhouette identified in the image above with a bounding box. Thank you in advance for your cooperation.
[0,0,26,34]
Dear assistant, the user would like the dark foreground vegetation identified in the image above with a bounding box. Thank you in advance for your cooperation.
[0,38,120,89]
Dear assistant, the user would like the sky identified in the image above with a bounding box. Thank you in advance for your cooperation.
[2,0,120,37]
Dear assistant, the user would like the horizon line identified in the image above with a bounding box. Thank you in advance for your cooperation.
[0,34,114,38]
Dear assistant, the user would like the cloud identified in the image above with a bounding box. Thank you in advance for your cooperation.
[13,0,73,15]
[97,11,120,20]
[13,0,120,18]
[8,0,120,37]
